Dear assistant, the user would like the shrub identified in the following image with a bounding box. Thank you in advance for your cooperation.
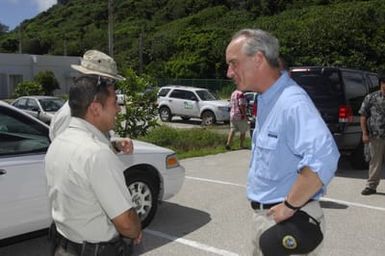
[34,70,60,95]
[13,81,44,97]
[114,68,159,138]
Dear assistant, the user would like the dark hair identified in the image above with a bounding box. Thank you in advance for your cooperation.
[69,76,114,118]
[379,72,385,85]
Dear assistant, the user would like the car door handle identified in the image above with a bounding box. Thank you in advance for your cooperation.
[0,169,7,175]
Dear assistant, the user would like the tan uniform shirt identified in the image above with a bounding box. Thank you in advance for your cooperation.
[45,117,133,243]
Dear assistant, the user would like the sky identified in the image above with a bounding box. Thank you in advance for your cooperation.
[0,0,57,31]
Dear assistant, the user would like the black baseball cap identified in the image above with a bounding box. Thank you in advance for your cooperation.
[259,210,323,255]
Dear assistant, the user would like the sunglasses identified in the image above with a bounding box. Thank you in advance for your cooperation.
[96,75,117,89]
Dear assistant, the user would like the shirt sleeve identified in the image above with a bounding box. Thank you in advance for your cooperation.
[49,102,71,141]
[286,98,340,187]
[87,149,133,219]
[358,94,371,116]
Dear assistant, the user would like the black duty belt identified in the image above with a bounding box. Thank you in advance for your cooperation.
[56,232,83,254]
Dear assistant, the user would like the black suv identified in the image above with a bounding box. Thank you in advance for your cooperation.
[250,67,378,169]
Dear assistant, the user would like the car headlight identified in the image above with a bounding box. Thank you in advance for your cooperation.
[218,106,229,112]
[166,154,180,169]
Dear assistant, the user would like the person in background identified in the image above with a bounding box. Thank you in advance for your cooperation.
[226,28,340,255]
[225,89,249,150]
[358,72,385,195]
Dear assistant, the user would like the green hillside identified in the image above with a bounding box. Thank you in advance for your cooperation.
[1,0,384,79]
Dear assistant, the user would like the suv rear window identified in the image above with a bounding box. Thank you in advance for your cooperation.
[290,69,343,101]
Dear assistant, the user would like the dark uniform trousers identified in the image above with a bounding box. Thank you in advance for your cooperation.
[49,223,133,256]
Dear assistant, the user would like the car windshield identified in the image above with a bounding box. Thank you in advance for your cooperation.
[196,90,216,101]
[0,109,50,156]
[38,98,65,112]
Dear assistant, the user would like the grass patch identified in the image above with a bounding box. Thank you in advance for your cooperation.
[140,125,251,159]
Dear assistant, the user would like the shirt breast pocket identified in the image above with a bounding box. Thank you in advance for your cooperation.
[254,131,279,177]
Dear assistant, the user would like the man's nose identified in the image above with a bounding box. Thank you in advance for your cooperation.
[227,66,234,78]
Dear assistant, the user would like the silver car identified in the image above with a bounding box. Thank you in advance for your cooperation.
[11,96,65,124]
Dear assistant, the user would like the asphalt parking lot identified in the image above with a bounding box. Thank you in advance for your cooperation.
[1,150,385,256]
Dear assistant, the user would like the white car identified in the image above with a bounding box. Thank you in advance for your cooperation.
[157,85,230,125]
[11,96,65,124]
[115,90,126,105]
[0,100,185,240]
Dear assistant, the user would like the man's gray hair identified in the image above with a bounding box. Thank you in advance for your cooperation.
[232,29,280,68]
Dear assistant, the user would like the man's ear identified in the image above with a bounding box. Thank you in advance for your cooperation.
[88,101,102,117]
[253,52,263,67]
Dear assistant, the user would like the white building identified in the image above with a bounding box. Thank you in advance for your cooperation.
[0,53,81,99]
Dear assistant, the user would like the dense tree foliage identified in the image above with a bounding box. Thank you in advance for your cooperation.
[0,22,8,35]
[0,0,384,79]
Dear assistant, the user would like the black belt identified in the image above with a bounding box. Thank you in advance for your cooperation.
[251,199,315,210]
[251,201,281,210]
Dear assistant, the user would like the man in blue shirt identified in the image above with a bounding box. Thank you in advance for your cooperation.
[226,29,340,255]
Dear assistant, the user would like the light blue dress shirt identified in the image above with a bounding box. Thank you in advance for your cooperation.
[247,72,340,204]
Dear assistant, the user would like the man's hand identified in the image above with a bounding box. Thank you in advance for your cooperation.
[114,138,134,154]
[267,203,296,223]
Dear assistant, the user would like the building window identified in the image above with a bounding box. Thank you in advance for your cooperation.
[9,74,23,96]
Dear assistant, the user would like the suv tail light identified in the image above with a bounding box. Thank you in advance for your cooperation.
[338,105,353,123]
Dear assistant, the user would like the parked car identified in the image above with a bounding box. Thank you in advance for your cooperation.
[248,67,378,169]
[244,91,258,138]
[115,90,126,105]
[249,67,378,169]
[11,96,65,124]
[157,85,230,125]
[0,100,185,240]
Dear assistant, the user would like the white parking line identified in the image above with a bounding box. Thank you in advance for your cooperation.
[185,176,385,212]
[186,176,245,188]
[145,229,239,256]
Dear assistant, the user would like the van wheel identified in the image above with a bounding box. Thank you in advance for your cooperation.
[201,111,216,126]
[159,106,172,122]
[350,143,368,170]
[124,170,159,228]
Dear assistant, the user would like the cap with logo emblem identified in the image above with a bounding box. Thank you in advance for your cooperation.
[259,210,323,255]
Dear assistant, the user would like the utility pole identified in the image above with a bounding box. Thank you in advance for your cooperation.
[108,0,113,57]
[18,25,22,54]
[139,28,143,74]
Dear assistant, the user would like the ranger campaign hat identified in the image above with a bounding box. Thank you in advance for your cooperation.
[71,50,125,81]
[259,210,323,256]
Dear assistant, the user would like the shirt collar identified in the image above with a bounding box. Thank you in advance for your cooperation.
[259,71,290,104]
[68,117,111,146]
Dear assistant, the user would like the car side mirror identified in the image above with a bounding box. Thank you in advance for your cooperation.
[190,96,198,101]
[32,107,39,112]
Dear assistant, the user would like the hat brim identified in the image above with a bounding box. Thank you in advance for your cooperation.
[71,64,125,81]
